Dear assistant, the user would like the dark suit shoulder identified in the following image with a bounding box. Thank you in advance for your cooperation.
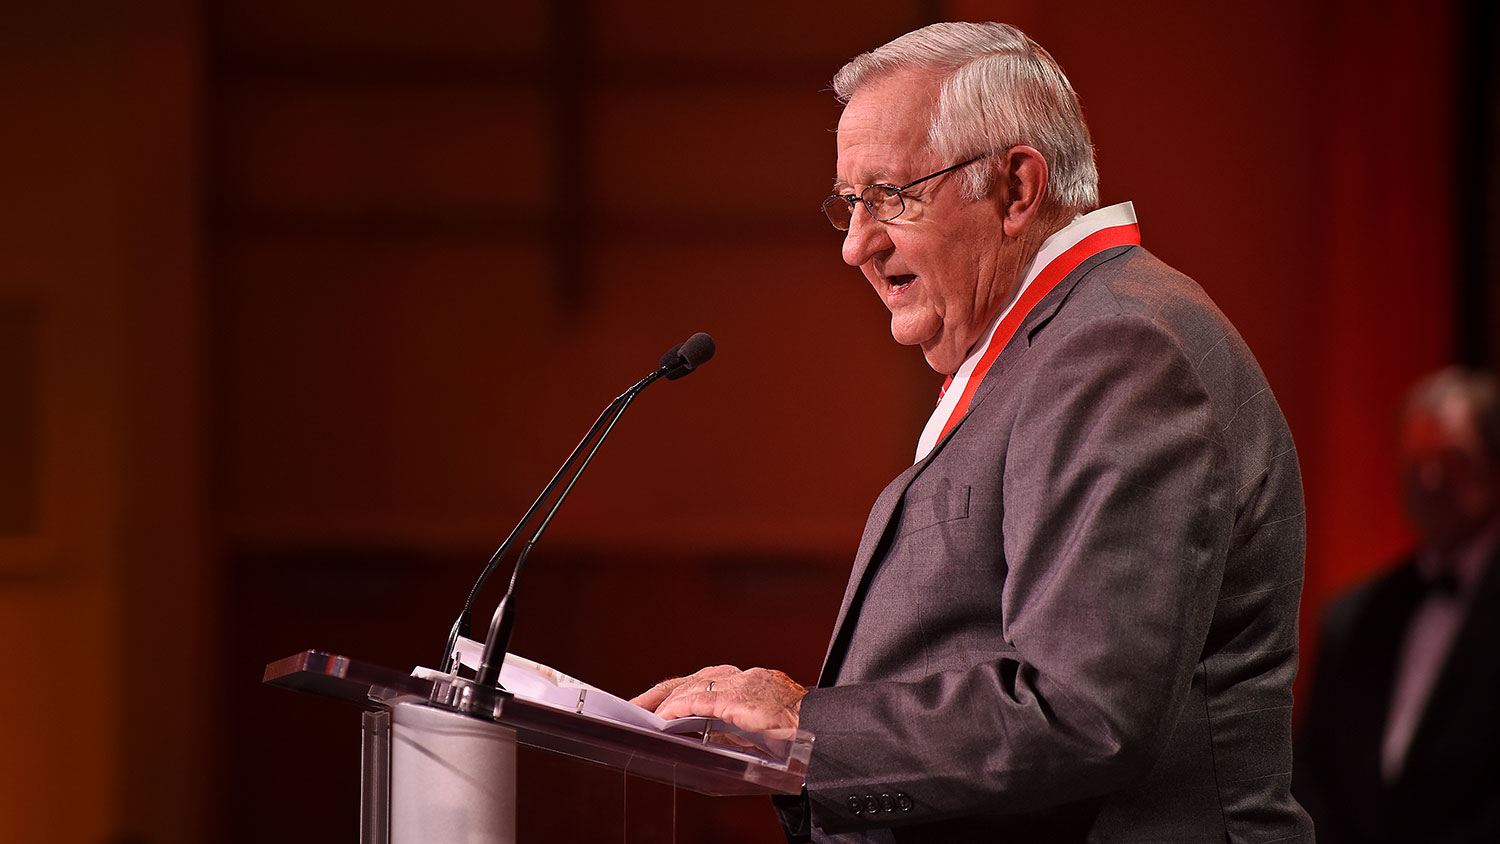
[1319,558,1421,648]
[1057,248,1232,335]
[1041,248,1276,410]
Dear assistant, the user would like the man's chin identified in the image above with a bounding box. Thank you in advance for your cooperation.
[888,317,935,348]
[886,316,956,369]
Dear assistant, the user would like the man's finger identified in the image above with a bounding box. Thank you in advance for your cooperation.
[628,675,692,710]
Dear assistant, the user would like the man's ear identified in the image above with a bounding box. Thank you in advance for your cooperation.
[996,145,1050,237]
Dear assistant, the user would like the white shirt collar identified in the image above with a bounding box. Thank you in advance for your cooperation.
[914,201,1139,462]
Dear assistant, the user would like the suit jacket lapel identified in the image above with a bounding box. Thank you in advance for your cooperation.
[1352,563,1425,799]
[1400,544,1500,780]
[818,449,937,685]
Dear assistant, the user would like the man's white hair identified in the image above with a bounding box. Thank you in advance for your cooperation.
[833,21,1100,214]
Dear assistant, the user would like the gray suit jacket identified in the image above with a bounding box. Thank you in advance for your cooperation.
[780,245,1314,843]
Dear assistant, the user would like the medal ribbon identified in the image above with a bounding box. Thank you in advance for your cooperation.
[927,221,1141,450]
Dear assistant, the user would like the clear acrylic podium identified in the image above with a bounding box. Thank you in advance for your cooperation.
[264,650,812,844]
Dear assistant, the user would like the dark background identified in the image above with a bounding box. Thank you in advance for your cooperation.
[2,0,1497,841]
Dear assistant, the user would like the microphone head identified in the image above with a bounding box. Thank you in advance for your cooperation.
[661,332,716,381]
[658,342,685,370]
[679,332,716,368]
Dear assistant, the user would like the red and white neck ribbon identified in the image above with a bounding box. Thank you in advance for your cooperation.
[915,202,1141,462]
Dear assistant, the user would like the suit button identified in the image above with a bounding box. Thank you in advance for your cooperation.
[896,792,913,812]
[847,795,862,815]
[863,795,881,814]
[880,793,896,813]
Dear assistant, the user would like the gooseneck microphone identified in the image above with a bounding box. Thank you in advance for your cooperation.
[661,331,716,381]
[438,333,716,688]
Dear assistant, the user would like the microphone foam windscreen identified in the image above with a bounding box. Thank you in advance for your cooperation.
[658,342,685,370]
[680,333,716,368]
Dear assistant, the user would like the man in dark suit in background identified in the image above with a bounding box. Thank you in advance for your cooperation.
[1295,367,1500,843]
[633,22,1313,842]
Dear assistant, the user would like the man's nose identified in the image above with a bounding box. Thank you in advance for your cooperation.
[841,207,893,267]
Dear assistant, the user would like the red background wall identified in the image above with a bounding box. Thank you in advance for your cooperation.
[0,1,1481,842]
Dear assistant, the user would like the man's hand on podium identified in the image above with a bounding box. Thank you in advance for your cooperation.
[630,665,806,734]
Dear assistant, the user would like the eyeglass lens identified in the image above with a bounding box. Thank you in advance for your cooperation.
[822,186,904,231]
[823,195,855,230]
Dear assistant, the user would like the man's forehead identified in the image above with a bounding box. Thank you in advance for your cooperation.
[833,77,939,188]
[837,73,937,136]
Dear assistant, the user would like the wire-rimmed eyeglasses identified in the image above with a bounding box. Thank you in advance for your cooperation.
[821,153,990,231]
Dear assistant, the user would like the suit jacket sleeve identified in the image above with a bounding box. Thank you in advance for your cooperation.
[797,311,1235,833]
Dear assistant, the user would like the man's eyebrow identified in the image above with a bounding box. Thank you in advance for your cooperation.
[832,171,892,194]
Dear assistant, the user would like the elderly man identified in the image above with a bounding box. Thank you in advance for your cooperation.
[1294,367,1500,843]
[633,22,1312,842]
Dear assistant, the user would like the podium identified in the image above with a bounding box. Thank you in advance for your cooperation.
[264,650,812,843]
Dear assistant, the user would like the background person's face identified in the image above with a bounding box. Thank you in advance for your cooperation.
[1400,400,1500,552]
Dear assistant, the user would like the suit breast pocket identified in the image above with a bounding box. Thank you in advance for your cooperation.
[899,483,971,536]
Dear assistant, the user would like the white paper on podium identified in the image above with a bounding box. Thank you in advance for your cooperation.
[444,636,712,735]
